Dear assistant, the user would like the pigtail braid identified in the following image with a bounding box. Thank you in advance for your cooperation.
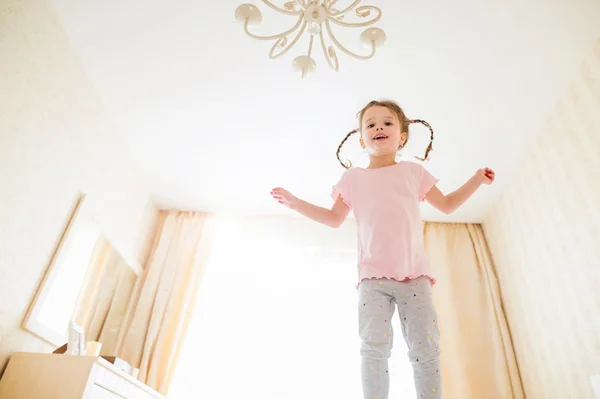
[336,129,358,169]
[410,119,434,161]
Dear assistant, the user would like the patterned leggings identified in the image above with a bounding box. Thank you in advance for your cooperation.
[358,277,442,399]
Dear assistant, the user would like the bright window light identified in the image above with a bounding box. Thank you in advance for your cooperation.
[169,216,416,399]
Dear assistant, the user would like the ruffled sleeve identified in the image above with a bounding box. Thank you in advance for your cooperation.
[331,169,352,209]
[418,165,439,202]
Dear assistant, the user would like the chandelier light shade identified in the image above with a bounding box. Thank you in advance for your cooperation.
[235,0,386,78]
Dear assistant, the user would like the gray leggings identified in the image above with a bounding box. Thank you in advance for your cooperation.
[358,277,442,399]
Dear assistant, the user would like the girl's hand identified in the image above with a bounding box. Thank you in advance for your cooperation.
[270,187,299,209]
[476,168,496,185]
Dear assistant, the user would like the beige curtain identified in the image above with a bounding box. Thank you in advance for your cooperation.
[73,236,111,328]
[73,236,138,356]
[91,250,138,356]
[119,211,213,394]
[424,223,525,399]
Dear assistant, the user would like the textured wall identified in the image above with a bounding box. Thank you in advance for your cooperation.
[0,0,158,372]
[483,38,600,399]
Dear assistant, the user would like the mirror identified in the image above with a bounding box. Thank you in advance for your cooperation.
[23,195,142,356]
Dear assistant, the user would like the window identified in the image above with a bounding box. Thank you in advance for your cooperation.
[170,216,416,398]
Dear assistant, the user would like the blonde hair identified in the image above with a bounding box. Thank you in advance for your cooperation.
[336,100,434,169]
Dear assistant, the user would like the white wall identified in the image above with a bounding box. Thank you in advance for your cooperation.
[484,38,600,399]
[0,0,158,372]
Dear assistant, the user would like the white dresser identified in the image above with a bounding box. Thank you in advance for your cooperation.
[0,352,165,399]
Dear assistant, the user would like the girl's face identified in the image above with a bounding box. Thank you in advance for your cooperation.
[360,106,407,157]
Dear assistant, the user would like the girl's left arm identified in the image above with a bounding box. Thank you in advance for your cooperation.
[425,168,495,214]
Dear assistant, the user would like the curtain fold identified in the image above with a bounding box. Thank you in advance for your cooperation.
[119,210,213,394]
[73,235,138,356]
[424,222,525,399]
[72,235,111,329]
[93,252,138,356]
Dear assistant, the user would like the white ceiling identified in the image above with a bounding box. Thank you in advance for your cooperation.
[50,0,600,222]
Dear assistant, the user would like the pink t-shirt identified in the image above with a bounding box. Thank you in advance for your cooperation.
[331,161,439,288]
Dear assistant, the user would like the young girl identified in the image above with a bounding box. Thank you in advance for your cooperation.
[270,100,495,399]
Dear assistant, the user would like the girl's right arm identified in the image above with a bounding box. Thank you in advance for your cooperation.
[270,187,350,228]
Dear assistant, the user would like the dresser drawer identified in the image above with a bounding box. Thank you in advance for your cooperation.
[88,384,124,399]
[92,360,162,399]
[93,366,142,398]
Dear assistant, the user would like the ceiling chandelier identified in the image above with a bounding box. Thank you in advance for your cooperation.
[235,0,386,78]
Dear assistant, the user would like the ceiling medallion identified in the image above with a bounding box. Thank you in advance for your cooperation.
[235,1,386,78]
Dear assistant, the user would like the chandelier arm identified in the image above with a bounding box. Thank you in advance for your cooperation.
[301,34,315,79]
[294,0,306,10]
[329,6,381,27]
[319,30,339,71]
[327,0,339,9]
[260,0,304,14]
[244,14,304,41]
[325,20,376,60]
[268,20,308,59]
[326,0,361,16]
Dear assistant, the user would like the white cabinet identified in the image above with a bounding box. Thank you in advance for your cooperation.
[87,386,122,399]
[0,352,165,399]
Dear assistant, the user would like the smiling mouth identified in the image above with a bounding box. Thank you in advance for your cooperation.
[373,134,388,141]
